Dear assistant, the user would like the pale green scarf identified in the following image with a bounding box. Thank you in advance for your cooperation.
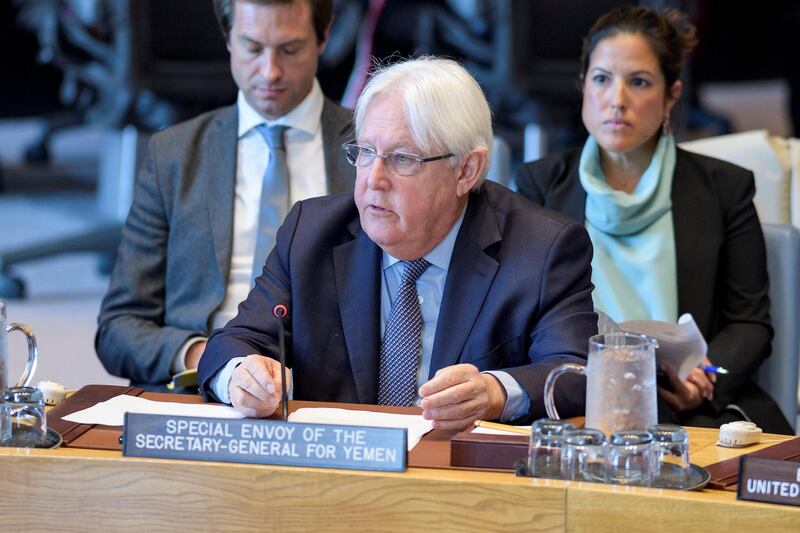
[579,134,678,322]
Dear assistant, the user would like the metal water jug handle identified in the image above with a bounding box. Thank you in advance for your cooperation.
[6,322,38,387]
[543,363,586,420]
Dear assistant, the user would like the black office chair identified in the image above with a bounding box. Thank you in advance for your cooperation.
[500,0,638,159]
[378,0,633,165]
[1,0,236,298]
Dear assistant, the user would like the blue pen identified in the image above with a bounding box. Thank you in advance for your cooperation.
[699,364,729,375]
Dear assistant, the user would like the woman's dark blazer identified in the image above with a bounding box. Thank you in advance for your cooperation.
[515,147,792,433]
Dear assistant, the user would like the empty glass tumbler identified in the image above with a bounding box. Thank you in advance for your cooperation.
[1,386,47,446]
[648,424,691,487]
[529,419,575,478]
[560,428,607,482]
[607,430,653,486]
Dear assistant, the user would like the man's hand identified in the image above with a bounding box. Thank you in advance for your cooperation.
[228,354,284,418]
[657,359,714,413]
[418,364,507,430]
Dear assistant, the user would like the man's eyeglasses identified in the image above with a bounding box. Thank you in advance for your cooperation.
[342,143,454,176]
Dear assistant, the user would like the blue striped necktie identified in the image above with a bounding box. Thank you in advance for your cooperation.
[252,124,289,280]
[378,259,431,406]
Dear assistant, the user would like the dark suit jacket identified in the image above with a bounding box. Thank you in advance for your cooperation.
[96,98,356,387]
[198,181,597,423]
[515,147,793,433]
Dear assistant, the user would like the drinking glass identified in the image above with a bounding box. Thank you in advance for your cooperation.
[528,418,575,478]
[607,430,653,486]
[560,428,607,482]
[648,424,690,487]
[0,386,47,446]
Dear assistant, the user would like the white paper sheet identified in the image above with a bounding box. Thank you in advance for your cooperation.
[288,407,434,451]
[471,426,530,436]
[621,313,708,380]
[62,394,245,426]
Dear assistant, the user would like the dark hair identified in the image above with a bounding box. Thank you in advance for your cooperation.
[213,0,333,44]
[581,6,698,89]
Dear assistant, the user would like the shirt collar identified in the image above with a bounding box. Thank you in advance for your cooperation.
[382,200,469,272]
[237,78,324,138]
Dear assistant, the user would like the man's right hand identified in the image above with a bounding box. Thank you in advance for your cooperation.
[228,354,284,418]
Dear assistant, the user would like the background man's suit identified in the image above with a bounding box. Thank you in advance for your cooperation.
[515,147,793,433]
[96,98,355,387]
[199,181,597,423]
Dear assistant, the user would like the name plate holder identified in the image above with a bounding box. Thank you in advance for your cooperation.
[737,456,800,507]
[122,413,407,472]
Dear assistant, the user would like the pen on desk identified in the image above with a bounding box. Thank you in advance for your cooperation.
[474,420,531,435]
[699,364,729,375]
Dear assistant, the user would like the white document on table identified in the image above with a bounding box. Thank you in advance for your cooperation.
[621,313,708,380]
[61,394,245,427]
[471,426,530,436]
[288,407,434,451]
[62,398,433,450]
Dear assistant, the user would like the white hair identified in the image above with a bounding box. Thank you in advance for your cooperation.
[354,56,493,186]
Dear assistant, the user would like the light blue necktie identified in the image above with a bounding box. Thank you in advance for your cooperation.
[378,259,431,406]
[252,124,289,280]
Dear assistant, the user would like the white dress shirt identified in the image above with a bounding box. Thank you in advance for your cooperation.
[172,79,327,374]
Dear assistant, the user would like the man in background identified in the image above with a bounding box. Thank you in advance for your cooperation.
[96,0,354,389]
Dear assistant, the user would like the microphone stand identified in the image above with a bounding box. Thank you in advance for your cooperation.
[273,305,289,421]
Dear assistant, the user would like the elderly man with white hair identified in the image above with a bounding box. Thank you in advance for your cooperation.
[199,57,596,429]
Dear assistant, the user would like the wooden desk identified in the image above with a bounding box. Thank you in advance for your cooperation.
[0,427,798,532]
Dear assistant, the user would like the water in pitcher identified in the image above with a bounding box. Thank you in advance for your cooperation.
[585,344,657,436]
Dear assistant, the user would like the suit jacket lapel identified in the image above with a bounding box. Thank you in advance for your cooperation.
[321,97,356,195]
[562,160,587,223]
[429,194,502,376]
[333,219,382,403]
[671,149,699,318]
[206,106,238,280]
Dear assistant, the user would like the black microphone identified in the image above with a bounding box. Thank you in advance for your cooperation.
[273,304,289,421]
